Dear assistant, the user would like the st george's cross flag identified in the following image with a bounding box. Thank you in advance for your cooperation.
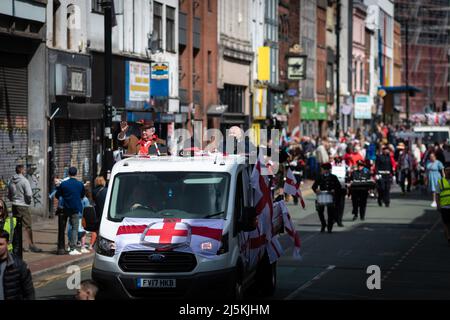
[284,168,306,209]
[115,218,224,258]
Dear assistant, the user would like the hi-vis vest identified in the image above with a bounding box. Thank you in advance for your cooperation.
[438,178,450,207]
[1,217,16,252]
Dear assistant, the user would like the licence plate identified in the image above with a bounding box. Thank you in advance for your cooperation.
[137,278,176,288]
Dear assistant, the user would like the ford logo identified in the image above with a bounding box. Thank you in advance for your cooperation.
[148,253,166,262]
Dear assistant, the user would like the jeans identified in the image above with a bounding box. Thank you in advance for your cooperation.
[400,169,412,192]
[58,209,80,251]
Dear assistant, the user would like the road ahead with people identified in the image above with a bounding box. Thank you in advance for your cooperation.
[34,184,450,300]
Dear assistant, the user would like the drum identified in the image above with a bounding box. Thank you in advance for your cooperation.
[317,191,334,206]
[351,180,376,190]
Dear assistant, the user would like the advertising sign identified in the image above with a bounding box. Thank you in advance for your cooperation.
[126,61,150,102]
[301,101,327,120]
[354,95,372,119]
[151,62,169,98]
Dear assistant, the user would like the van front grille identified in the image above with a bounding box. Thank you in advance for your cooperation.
[118,251,197,273]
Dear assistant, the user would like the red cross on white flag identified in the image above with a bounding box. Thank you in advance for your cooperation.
[284,168,306,209]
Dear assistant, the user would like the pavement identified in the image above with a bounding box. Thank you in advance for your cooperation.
[22,216,94,279]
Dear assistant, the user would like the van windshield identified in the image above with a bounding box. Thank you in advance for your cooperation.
[108,172,230,222]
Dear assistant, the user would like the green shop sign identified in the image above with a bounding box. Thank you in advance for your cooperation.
[301,101,327,120]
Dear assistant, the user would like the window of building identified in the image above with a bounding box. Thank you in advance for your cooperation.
[153,2,163,49]
[166,6,176,53]
[219,84,246,114]
[208,0,212,12]
[360,61,364,92]
[207,51,212,83]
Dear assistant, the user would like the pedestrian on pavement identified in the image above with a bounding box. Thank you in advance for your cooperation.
[55,167,85,256]
[0,200,18,253]
[426,152,444,208]
[375,145,394,207]
[349,160,372,221]
[312,163,342,233]
[0,229,35,300]
[436,167,450,246]
[75,279,99,300]
[7,164,42,253]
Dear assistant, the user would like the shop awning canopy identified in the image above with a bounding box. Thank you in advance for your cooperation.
[379,86,422,94]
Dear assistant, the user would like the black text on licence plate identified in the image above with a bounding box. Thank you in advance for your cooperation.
[137,279,176,288]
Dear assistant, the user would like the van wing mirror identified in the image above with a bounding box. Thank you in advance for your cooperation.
[240,207,258,232]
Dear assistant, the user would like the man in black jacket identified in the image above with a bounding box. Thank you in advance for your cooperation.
[375,145,394,207]
[0,229,35,300]
[312,163,342,233]
[349,160,373,221]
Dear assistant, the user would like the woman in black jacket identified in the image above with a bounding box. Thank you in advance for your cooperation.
[0,229,35,300]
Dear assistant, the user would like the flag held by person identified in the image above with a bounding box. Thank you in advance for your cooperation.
[284,168,306,209]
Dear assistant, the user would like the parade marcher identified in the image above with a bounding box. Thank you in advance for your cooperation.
[0,229,35,300]
[331,157,347,227]
[436,167,450,246]
[0,200,17,253]
[399,145,414,193]
[349,160,372,221]
[55,167,85,255]
[375,146,394,207]
[312,163,342,233]
[7,165,42,253]
[426,152,444,208]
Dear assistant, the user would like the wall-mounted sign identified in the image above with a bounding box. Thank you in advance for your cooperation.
[301,101,327,120]
[253,87,267,120]
[125,61,150,103]
[354,95,372,119]
[151,62,169,98]
[67,68,86,95]
[287,55,307,80]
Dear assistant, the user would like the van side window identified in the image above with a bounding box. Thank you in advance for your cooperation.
[234,171,244,236]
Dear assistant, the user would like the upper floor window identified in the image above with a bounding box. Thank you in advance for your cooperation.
[92,0,104,13]
[166,6,176,53]
[153,2,163,48]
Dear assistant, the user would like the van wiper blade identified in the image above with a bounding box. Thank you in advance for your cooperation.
[202,211,225,219]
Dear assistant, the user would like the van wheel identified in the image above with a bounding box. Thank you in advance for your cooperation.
[256,254,277,297]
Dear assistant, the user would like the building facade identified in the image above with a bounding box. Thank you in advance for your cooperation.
[217,0,253,132]
[0,0,47,215]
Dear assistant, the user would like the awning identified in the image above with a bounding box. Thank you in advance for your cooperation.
[378,86,422,94]
[51,103,104,120]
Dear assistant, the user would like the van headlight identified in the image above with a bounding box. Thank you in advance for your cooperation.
[96,236,116,257]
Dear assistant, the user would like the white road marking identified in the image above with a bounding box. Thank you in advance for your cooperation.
[284,265,336,300]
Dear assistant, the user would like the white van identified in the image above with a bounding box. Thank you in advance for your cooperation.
[92,155,282,299]
[413,126,450,145]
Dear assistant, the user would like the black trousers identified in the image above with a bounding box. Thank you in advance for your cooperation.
[377,177,391,206]
[335,190,346,224]
[317,204,336,231]
[351,190,369,218]
[400,169,412,192]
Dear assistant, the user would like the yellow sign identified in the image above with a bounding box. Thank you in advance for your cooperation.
[251,123,261,146]
[258,47,270,81]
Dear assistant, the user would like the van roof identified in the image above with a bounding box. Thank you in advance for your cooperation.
[111,155,248,174]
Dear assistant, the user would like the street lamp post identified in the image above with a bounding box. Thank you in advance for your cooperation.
[335,0,341,139]
[102,0,114,180]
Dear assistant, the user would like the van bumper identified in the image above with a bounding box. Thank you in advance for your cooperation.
[92,267,236,299]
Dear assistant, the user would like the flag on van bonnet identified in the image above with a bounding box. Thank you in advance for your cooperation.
[115,218,224,258]
[284,168,306,209]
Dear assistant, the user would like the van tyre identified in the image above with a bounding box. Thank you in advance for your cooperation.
[256,254,277,297]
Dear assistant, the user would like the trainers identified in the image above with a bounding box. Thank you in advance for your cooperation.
[80,248,90,254]
[431,201,437,208]
[69,249,82,256]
